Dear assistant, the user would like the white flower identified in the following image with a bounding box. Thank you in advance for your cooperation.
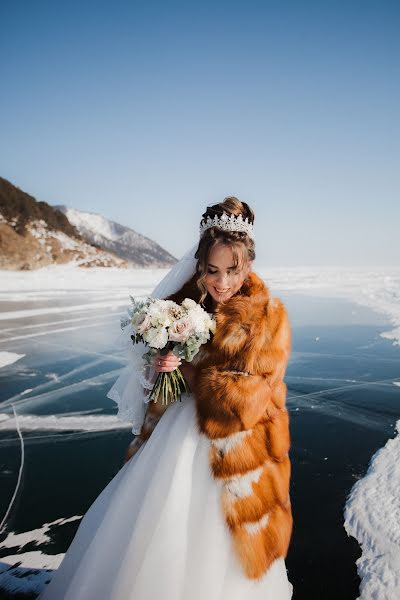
[135,312,152,335]
[166,301,184,320]
[127,294,215,359]
[169,317,193,343]
[182,298,197,310]
[147,300,173,328]
[185,308,207,334]
[143,326,169,349]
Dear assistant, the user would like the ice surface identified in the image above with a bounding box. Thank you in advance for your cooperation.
[257,265,400,346]
[1,264,399,598]
[1,264,399,343]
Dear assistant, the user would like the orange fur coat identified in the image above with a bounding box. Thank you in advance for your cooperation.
[192,271,293,580]
[124,271,293,581]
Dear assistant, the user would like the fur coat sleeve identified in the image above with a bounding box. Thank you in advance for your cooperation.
[193,271,293,581]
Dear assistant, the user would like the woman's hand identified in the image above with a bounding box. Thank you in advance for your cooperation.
[153,351,182,373]
[153,352,197,392]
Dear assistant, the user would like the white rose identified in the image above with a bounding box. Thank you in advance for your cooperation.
[182,298,197,310]
[168,317,193,343]
[135,312,152,335]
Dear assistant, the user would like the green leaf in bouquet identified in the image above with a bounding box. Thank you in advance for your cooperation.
[120,316,131,330]
[142,347,157,364]
[172,344,185,359]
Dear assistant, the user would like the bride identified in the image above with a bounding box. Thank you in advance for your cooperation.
[37,197,294,599]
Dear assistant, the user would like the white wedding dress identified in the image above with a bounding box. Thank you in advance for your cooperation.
[37,391,294,600]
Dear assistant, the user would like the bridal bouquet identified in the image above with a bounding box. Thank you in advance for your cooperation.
[121,296,216,405]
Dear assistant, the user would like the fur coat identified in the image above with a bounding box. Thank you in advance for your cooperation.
[124,271,293,581]
[192,271,292,580]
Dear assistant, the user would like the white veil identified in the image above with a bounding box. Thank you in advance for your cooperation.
[107,242,199,434]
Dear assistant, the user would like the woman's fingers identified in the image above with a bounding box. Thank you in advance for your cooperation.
[153,352,182,372]
[155,364,182,372]
[155,354,181,366]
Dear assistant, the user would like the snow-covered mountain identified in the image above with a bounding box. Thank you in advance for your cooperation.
[56,206,177,268]
[0,177,127,270]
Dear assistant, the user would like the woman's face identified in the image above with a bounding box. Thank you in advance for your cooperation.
[204,242,252,309]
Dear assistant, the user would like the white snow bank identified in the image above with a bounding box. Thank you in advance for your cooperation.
[0,265,166,294]
[0,413,131,432]
[0,516,81,595]
[0,551,63,595]
[0,515,81,549]
[0,351,25,368]
[344,419,400,600]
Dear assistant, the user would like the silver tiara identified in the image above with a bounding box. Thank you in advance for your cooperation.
[199,211,254,240]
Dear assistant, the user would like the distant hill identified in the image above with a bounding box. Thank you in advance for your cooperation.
[56,205,177,268]
[0,177,79,238]
[0,177,127,270]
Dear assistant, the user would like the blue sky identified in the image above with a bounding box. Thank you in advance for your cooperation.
[1,0,399,267]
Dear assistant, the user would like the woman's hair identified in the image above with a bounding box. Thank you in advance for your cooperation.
[195,196,256,305]
[165,196,256,310]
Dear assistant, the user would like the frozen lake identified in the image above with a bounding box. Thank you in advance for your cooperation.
[0,266,399,599]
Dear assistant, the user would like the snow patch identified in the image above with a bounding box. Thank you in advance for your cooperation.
[344,419,400,599]
[0,351,25,368]
[61,206,122,241]
[0,516,81,595]
[0,413,132,431]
